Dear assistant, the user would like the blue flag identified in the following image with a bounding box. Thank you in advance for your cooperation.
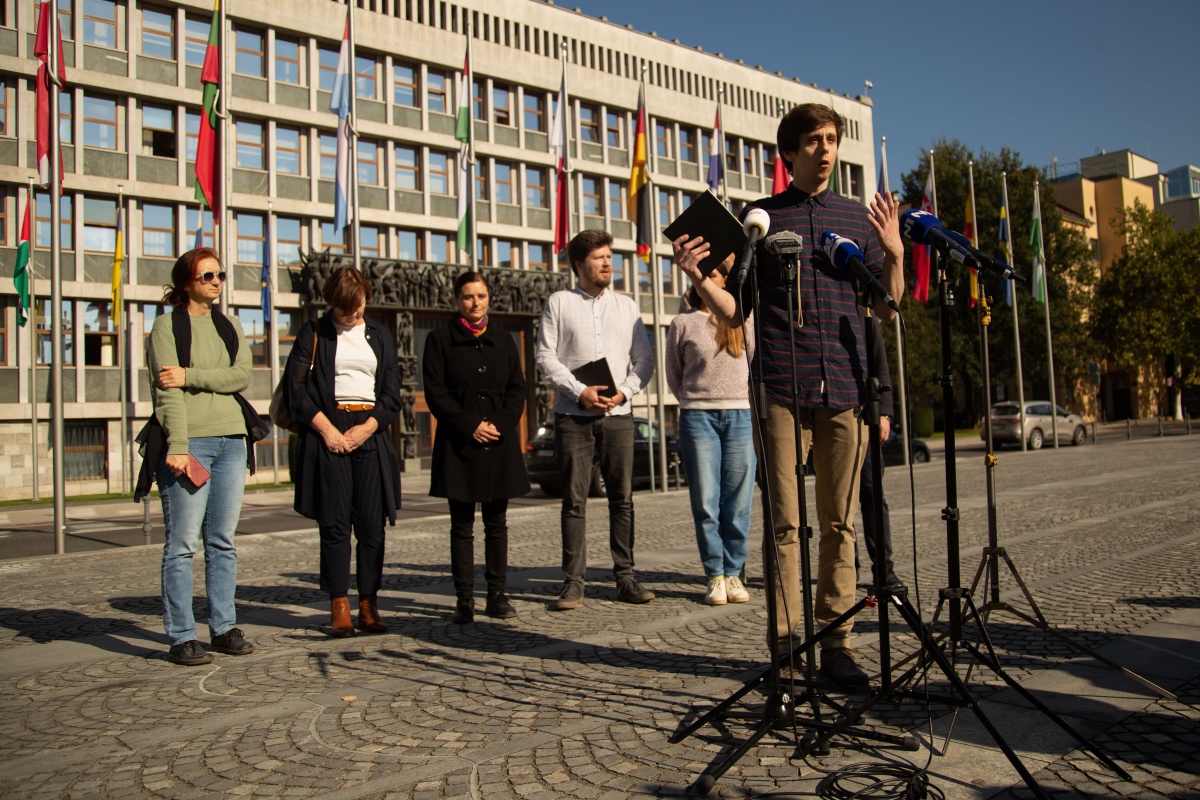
[261,218,272,330]
[998,202,1014,306]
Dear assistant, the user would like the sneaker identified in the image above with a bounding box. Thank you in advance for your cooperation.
[485,592,517,619]
[553,583,584,611]
[704,576,727,606]
[452,598,475,624]
[210,628,256,656]
[166,640,214,666]
[616,578,655,604]
[725,575,749,603]
[818,647,870,687]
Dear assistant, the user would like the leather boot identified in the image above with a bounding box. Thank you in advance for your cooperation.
[452,595,475,624]
[357,594,388,633]
[330,596,355,638]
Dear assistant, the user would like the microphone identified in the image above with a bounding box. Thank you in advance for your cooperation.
[901,210,1028,284]
[736,207,771,278]
[821,232,900,312]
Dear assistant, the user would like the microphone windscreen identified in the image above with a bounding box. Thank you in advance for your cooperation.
[743,207,770,237]
[900,210,943,245]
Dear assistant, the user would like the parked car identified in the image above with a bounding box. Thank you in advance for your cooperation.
[524,417,685,497]
[802,423,929,476]
[984,401,1087,450]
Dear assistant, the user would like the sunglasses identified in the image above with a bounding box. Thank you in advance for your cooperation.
[196,271,227,285]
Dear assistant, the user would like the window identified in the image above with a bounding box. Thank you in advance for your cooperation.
[276,309,298,369]
[426,69,448,113]
[275,217,302,266]
[360,225,381,258]
[523,92,544,132]
[319,133,337,179]
[185,207,214,250]
[82,197,117,252]
[36,299,74,365]
[56,0,73,39]
[184,16,209,67]
[679,128,696,163]
[492,83,512,126]
[235,308,268,366]
[0,297,7,365]
[428,151,451,195]
[637,256,651,294]
[235,119,265,170]
[395,144,420,190]
[83,94,118,149]
[82,301,117,366]
[82,0,117,48]
[579,103,599,144]
[742,142,756,176]
[397,229,422,260]
[357,139,379,185]
[141,303,165,353]
[0,78,8,137]
[141,6,174,59]
[581,176,600,216]
[59,93,72,144]
[0,189,7,246]
[184,110,199,160]
[475,239,490,266]
[725,136,738,172]
[141,105,175,158]
[236,213,264,264]
[528,243,548,272]
[318,45,339,92]
[35,192,73,250]
[234,29,265,78]
[275,126,302,175]
[525,166,546,208]
[763,145,776,178]
[606,110,623,148]
[494,161,513,204]
[275,37,303,85]
[142,203,175,257]
[611,252,627,291]
[429,232,451,262]
[471,78,485,121]
[661,256,676,296]
[320,221,345,253]
[608,181,625,218]
[355,54,377,99]
[496,240,517,268]
[474,160,488,201]
[658,188,670,226]
[655,122,672,158]
[701,131,713,168]
[393,62,418,107]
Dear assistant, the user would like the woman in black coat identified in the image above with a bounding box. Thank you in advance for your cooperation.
[423,271,531,623]
[286,267,402,637]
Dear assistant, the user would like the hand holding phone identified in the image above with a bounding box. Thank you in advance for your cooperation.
[183,454,211,488]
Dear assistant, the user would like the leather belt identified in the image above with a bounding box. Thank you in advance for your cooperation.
[337,403,375,412]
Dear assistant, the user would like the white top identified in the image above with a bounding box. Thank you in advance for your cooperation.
[333,322,377,404]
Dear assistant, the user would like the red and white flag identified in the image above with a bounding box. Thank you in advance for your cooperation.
[549,65,570,256]
[34,0,66,187]
[911,170,936,303]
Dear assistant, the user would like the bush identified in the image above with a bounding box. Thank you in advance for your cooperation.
[911,407,935,438]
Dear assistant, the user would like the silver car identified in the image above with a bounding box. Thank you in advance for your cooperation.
[985,401,1088,450]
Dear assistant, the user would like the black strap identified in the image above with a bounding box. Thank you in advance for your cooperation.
[171,307,239,367]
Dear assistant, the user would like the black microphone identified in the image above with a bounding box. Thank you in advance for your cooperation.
[901,210,1028,284]
[821,232,900,312]
[736,207,771,279]
[943,229,1028,284]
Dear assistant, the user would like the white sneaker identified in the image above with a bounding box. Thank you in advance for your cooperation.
[704,575,727,605]
[725,575,749,603]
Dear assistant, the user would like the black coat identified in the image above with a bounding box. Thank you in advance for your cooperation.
[423,318,531,502]
[286,313,402,525]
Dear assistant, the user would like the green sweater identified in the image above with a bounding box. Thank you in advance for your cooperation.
[148,312,253,456]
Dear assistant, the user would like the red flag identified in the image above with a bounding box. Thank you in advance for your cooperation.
[549,67,569,256]
[194,0,221,217]
[912,172,935,303]
[772,153,789,195]
[963,186,978,308]
[34,0,66,187]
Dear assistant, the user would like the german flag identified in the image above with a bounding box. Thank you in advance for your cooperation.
[629,82,651,263]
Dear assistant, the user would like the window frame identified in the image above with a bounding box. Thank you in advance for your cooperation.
[523,91,545,133]
[274,125,303,175]
[393,61,418,107]
[82,93,118,150]
[141,203,176,258]
[493,161,514,205]
[426,68,448,114]
[234,118,266,170]
[233,28,265,78]
[141,5,175,60]
[428,150,452,196]
[274,36,304,85]
[82,0,118,48]
[579,102,600,144]
[394,144,420,191]
[524,165,546,208]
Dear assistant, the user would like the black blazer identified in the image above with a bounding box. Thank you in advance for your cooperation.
[286,312,402,525]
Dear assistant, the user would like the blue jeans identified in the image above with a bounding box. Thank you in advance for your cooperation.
[158,436,246,645]
[679,409,756,579]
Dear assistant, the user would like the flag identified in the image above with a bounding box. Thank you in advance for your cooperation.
[998,199,1014,306]
[14,195,31,327]
[194,212,204,250]
[330,14,353,232]
[1030,185,1046,304]
[194,0,220,214]
[772,151,789,195]
[261,216,271,329]
[964,178,978,308]
[34,0,66,187]
[912,170,935,303]
[110,205,124,326]
[707,108,723,193]
[629,82,651,264]
[549,63,569,256]
[455,39,473,258]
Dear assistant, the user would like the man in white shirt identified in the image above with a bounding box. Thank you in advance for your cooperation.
[536,230,657,610]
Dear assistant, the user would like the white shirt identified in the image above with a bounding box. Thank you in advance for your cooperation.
[333,322,377,404]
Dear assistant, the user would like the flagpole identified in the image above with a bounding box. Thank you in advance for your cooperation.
[26,177,40,502]
[217,0,229,312]
[561,42,575,251]
[47,0,66,552]
[879,135,908,468]
[467,24,477,269]
[716,87,726,206]
[640,65,667,493]
[928,149,938,217]
[267,201,280,483]
[346,0,361,272]
[1002,172,1027,451]
[116,186,129,495]
[1034,179,1058,447]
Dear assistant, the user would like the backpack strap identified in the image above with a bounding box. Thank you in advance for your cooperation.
[171,307,239,367]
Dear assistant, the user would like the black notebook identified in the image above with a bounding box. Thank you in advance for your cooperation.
[571,358,619,398]
[662,189,747,278]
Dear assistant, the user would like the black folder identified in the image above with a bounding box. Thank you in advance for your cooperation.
[571,358,619,397]
[662,189,747,278]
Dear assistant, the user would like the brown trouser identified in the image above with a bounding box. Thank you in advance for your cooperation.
[752,397,866,652]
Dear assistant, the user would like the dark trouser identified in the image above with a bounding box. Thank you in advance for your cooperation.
[858,445,894,578]
[448,498,509,599]
[318,410,385,598]
[557,414,635,587]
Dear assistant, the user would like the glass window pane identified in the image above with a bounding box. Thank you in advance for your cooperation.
[142,7,174,59]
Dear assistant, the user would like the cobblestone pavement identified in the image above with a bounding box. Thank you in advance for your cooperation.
[1,436,1198,799]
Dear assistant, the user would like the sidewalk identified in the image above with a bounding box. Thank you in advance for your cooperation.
[1,436,1198,798]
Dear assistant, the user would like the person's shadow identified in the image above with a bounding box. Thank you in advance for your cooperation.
[0,604,165,657]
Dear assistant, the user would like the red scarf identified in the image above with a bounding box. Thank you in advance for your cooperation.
[458,314,488,337]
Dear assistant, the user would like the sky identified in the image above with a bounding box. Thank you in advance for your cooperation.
[567,0,1200,189]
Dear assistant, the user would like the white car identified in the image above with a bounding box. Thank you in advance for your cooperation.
[985,401,1087,450]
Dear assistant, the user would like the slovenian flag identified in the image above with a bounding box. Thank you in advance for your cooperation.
[329,15,353,232]
[707,108,723,193]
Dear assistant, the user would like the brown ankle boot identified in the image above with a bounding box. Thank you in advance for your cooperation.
[357,594,388,633]
[330,596,355,638]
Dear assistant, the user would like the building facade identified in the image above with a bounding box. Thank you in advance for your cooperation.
[0,0,876,501]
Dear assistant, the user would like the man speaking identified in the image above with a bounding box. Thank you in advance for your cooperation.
[673,104,903,685]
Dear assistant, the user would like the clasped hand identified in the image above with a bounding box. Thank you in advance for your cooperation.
[579,385,625,412]
[323,418,377,455]
[472,420,501,443]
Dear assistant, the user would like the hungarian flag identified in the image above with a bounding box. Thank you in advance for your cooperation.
[195,0,221,216]
[963,184,978,308]
[629,83,651,264]
[34,0,66,187]
[707,108,723,193]
[998,200,1014,306]
[911,171,935,303]
[549,64,569,256]
[111,206,124,325]
[14,195,31,327]
[455,40,472,258]
[1030,186,1046,304]
[329,14,353,232]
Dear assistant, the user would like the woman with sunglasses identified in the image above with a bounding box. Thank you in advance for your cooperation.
[285,267,402,637]
[147,248,255,666]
